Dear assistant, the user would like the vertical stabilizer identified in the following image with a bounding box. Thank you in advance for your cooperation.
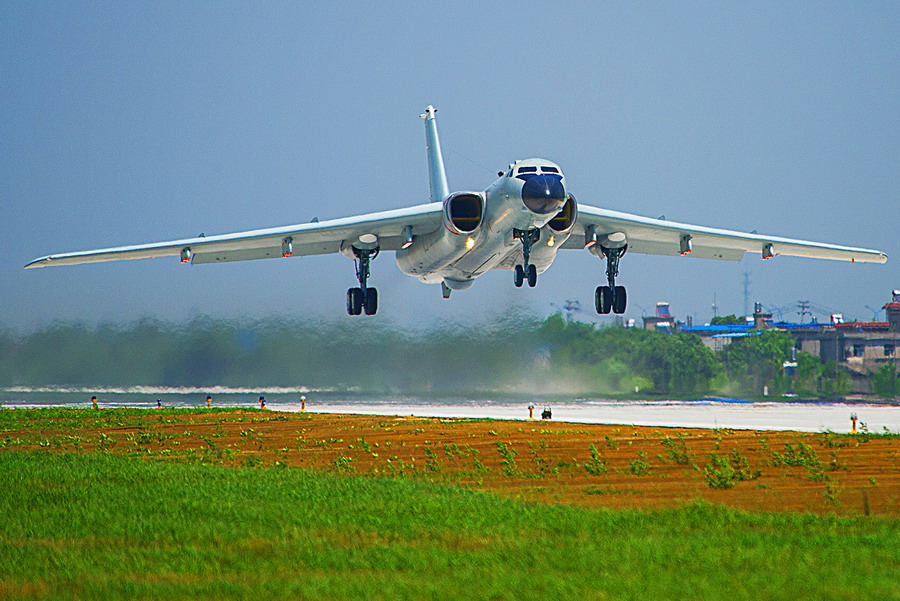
[420,105,449,202]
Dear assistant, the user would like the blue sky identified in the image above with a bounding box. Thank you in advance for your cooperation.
[2,2,897,330]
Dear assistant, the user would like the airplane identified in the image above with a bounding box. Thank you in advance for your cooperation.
[26,105,888,316]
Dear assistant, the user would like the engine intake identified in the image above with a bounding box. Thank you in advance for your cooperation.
[443,192,484,234]
[547,194,578,234]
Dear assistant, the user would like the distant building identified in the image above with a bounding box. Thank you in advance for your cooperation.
[681,291,899,391]
[884,290,900,332]
[642,302,676,332]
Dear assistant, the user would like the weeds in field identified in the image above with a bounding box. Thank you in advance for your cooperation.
[703,450,761,489]
[385,457,413,477]
[819,431,850,449]
[332,455,354,472]
[530,450,557,475]
[496,442,518,476]
[240,455,260,468]
[97,433,114,451]
[423,446,441,472]
[584,444,608,476]
[604,435,620,450]
[443,442,461,458]
[629,451,651,476]
[661,433,690,465]
[823,478,843,506]
[772,442,819,467]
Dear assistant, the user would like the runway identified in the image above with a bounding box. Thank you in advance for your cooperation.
[2,388,897,433]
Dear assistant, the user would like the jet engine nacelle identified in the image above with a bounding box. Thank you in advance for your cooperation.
[524,194,578,273]
[547,194,577,235]
[442,192,484,235]
[396,191,484,281]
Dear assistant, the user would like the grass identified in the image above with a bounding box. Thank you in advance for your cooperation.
[0,407,266,438]
[2,451,898,600]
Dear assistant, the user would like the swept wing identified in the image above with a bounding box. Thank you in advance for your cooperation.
[563,204,887,263]
[25,203,443,269]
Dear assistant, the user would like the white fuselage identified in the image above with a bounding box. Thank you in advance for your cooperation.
[395,158,575,288]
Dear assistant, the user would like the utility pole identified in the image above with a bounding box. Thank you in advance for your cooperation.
[562,300,580,322]
[743,271,751,317]
[798,300,811,323]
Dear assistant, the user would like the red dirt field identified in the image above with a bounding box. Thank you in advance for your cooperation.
[5,410,898,516]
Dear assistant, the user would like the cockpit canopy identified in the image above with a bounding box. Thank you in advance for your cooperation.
[506,164,562,178]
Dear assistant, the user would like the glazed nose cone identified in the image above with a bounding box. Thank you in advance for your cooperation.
[521,174,565,214]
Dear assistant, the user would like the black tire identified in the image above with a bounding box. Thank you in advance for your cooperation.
[613,286,627,314]
[364,287,378,315]
[347,288,363,315]
[527,264,537,287]
[514,265,524,287]
[595,286,612,314]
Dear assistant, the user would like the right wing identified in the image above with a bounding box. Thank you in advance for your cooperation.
[25,203,443,268]
[562,204,888,264]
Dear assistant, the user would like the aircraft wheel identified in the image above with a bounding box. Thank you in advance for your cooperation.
[527,264,537,287]
[347,288,363,315]
[363,287,378,315]
[595,286,612,314]
[613,286,627,314]
[514,265,524,288]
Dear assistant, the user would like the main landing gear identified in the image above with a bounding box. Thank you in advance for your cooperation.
[595,245,627,315]
[513,228,539,288]
[347,247,379,316]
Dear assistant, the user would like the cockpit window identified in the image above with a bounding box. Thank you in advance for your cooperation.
[541,166,559,173]
[517,166,537,173]
[506,169,513,177]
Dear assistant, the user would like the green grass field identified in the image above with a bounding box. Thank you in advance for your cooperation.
[1,451,897,600]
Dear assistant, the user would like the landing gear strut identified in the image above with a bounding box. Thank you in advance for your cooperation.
[513,228,539,288]
[595,245,627,315]
[347,247,379,316]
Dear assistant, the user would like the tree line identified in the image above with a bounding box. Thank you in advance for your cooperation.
[0,313,892,398]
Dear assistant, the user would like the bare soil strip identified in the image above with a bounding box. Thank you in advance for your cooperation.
[5,410,898,516]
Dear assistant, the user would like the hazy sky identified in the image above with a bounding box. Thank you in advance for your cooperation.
[3,2,897,330]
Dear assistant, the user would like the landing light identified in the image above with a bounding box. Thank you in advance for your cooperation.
[465,236,475,250]
[547,235,556,247]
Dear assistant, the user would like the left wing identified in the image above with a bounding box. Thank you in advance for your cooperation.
[563,204,888,263]
[25,203,443,268]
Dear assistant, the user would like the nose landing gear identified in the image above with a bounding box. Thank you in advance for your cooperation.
[513,228,540,288]
[595,245,627,314]
[347,246,379,316]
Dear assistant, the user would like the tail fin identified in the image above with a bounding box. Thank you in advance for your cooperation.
[420,105,449,203]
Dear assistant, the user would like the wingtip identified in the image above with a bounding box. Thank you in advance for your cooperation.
[24,257,50,269]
